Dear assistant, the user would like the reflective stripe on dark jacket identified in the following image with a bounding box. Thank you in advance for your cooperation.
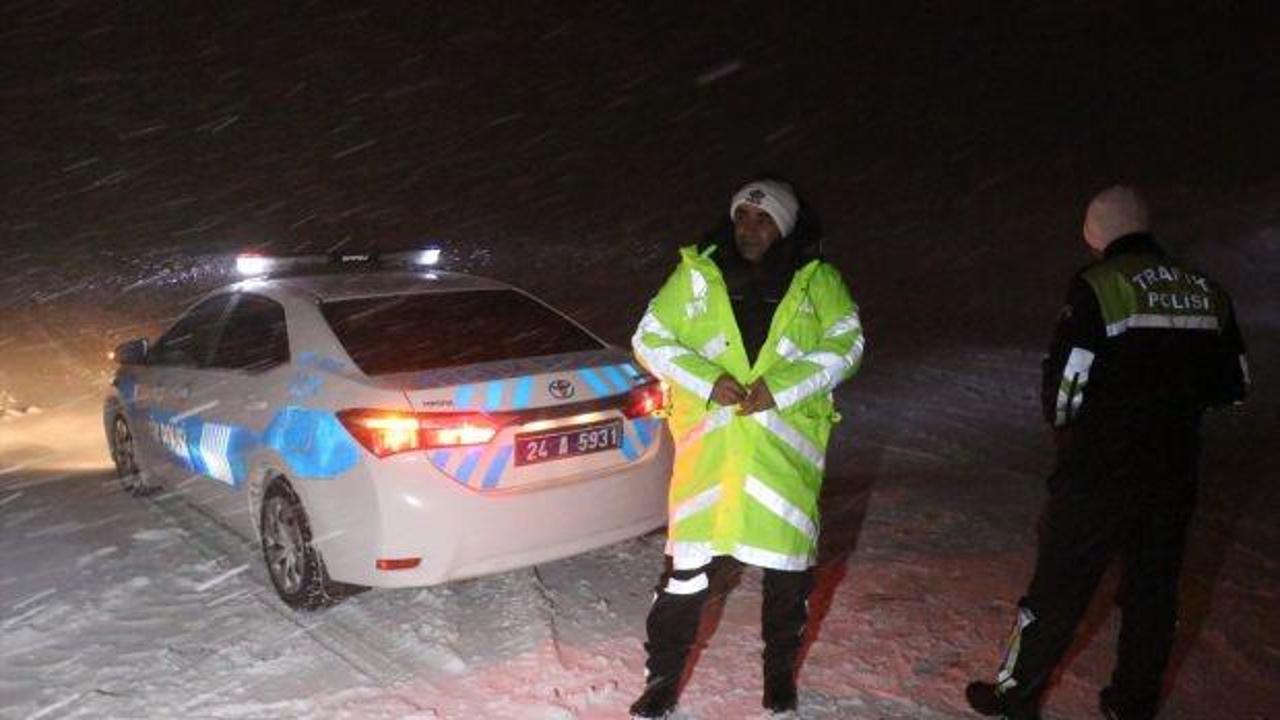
[1041,233,1249,433]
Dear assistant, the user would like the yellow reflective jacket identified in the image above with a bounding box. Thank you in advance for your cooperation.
[632,244,865,570]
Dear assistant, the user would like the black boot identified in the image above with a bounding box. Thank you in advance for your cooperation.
[1099,685,1156,720]
[629,674,679,719]
[965,681,1041,720]
[1099,691,1121,720]
[760,567,811,715]
[633,561,719,719]
[762,664,798,713]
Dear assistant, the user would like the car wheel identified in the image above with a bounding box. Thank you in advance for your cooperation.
[110,415,150,496]
[259,478,340,610]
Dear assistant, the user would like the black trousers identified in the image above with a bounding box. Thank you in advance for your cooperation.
[997,426,1200,720]
[641,555,814,687]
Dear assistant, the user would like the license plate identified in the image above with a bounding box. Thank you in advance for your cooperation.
[515,419,623,466]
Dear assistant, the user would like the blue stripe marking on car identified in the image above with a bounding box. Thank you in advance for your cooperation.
[620,428,639,461]
[297,352,347,373]
[179,416,204,474]
[146,410,196,472]
[482,446,513,489]
[147,411,264,487]
[261,407,360,479]
[210,423,246,487]
[225,426,257,487]
[454,448,484,485]
[484,381,505,411]
[188,421,222,485]
[189,421,216,480]
[633,417,655,448]
[511,376,534,409]
[601,364,631,392]
[578,367,610,397]
[288,372,323,399]
[430,450,452,471]
[455,384,475,409]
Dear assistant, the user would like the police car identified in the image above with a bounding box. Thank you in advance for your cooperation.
[104,251,672,609]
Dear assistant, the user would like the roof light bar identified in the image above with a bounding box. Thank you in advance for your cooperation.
[236,254,272,276]
[232,246,443,278]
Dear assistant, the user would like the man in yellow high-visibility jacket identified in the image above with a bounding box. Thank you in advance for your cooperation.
[629,178,865,718]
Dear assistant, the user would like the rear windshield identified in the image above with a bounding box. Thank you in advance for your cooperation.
[321,289,605,375]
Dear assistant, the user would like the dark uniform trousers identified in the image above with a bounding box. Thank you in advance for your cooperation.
[642,555,813,686]
[1000,418,1201,720]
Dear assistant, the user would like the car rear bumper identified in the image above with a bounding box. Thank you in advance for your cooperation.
[303,429,672,588]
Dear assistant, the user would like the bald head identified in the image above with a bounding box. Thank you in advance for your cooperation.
[1083,185,1150,255]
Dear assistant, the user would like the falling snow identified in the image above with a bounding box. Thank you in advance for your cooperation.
[2,3,1278,720]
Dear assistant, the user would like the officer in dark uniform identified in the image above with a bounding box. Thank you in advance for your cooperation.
[967,186,1250,720]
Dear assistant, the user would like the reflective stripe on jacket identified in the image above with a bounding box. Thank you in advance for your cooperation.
[633,244,864,570]
[1042,234,1248,429]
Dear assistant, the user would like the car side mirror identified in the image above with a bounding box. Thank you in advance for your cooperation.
[113,338,149,365]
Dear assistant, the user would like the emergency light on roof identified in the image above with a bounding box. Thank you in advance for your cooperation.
[234,246,442,277]
[236,254,272,276]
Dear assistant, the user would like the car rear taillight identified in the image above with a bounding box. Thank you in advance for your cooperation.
[340,412,420,456]
[623,380,666,419]
[376,557,421,571]
[337,409,514,458]
[418,413,510,447]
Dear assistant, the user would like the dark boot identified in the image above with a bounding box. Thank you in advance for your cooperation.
[629,675,679,719]
[761,568,812,714]
[1099,685,1156,720]
[1099,689,1121,720]
[632,561,718,718]
[965,681,1041,720]
[762,662,798,713]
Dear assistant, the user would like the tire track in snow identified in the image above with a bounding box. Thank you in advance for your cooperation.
[141,492,430,688]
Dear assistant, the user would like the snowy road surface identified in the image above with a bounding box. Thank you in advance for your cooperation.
[2,342,1276,719]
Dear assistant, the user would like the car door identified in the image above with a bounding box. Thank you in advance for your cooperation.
[142,293,235,487]
[191,292,292,537]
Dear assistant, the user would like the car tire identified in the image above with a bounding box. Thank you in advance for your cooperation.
[259,477,342,610]
[110,415,152,496]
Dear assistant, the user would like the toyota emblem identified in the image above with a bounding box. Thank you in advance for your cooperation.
[548,379,575,399]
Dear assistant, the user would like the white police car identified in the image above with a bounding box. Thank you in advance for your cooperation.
[104,251,672,609]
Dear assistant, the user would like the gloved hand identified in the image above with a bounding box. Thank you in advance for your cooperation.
[710,374,747,407]
[737,379,777,415]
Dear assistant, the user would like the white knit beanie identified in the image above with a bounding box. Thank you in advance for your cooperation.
[1083,185,1150,252]
[730,179,799,237]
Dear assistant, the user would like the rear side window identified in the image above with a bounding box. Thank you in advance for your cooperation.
[150,294,234,367]
[208,294,290,371]
[322,290,604,376]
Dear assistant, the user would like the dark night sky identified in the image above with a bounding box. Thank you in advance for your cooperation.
[1,1,1277,356]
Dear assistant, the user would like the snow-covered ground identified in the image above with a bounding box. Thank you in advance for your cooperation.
[2,3,1277,718]
[2,337,1276,719]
